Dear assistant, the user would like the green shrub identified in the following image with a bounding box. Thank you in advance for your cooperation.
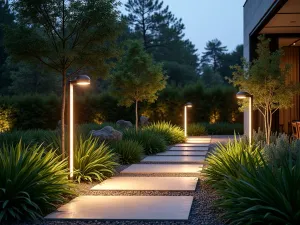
[110,140,144,164]
[216,151,300,224]
[74,136,118,183]
[252,128,279,146]
[123,129,166,154]
[143,121,185,145]
[0,142,74,222]
[204,137,261,189]
[263,134,300,167]
[0,129,58,147]
[0,105,16,132]
[187,123,207,136]
[203,122,243,135]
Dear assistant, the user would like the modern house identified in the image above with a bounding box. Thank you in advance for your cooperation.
[244,0,300,135]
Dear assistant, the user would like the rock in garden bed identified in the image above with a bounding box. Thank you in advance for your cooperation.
[91,126,122,141]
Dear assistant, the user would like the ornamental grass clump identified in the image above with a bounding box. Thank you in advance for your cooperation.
[187,123,207,136]
[110,140,144,164]
[204,136,261,189]
[0,142,74,222]
[216,151,300,224]
[143,121,185,145]
[123,129,166,154]
[74,136,118,183]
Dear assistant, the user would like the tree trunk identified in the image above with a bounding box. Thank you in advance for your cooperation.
[61,73,66,159]
[264,106,272,145]
[135,100,138,131]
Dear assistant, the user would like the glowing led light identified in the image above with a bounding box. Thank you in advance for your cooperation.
[184,102,193,137]
[236,91,253,145]
[69,75,91,179]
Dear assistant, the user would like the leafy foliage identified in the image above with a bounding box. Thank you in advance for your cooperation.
[201,65,223,87]
[5,58,60,95]
[4,0,123,157]
[0,94,60,130]
[74,136,118,183]
[203,122,243,135]
[230,36,299,144]
[0,105,15,132]
[110,139,144,164]
[143,121,185,145]
[111,40,166,129]
[0,129,59,148]
[123,129,166,154]
[0,142,74,222]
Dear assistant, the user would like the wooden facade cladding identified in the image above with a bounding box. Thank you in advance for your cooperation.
[279,47,300,133]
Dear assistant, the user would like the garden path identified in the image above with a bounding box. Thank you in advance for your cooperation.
[45,136,213,221]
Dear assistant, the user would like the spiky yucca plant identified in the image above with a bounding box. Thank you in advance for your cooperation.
[74,136,119,183]
[0,142,73,222]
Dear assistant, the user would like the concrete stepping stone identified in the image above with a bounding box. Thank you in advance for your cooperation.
[170,146,208,151]
[45,196,193,220]
[91,177,198,191]
[186,140,211,144]
[175,143,210,147]
[157,151,207,156]
[142,156,205,163]
[121,164,202,174]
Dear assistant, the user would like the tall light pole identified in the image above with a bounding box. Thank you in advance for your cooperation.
[69,75,91,179]
[184,102,193,137]
[236,91,253,145]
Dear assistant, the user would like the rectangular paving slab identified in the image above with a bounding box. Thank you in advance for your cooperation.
[45,196,193,220]
[170,146,209,151]
[91,177,198,191]
[121,164,202,174]
[142,156,205,163]
[175,143,210,147]
[157,151,207,156]
[186,140,211,144]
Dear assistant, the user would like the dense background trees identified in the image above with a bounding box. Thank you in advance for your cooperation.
[0,0,243,131]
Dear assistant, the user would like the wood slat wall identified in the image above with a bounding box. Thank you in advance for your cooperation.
[279,47,300,133]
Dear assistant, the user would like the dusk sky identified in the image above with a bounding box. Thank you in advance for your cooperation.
[119,0,244,56]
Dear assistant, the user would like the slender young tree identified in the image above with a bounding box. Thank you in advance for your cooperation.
[201,39,227,73]
[111,40,166,130]
[230,36,299,144]
[4,0,122,158]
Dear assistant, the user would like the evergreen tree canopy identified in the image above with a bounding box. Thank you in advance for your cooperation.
[125,0,199,85]
[201,39,227,73]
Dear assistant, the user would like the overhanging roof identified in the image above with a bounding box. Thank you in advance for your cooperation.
[260,0,300,34]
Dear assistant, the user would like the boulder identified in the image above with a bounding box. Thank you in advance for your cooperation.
[91,126,122,141]
[116,120,133,129]
[140,116,149,126]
